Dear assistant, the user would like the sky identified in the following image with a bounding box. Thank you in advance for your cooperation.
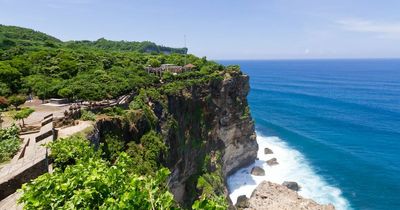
[1,0,400,59]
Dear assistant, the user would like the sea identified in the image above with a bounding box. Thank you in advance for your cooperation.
[218,59,400,210]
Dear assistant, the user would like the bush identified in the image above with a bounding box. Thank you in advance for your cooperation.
[18,153,177,210]
[80,110,96,121]
[102,133,125,162]
[101,106,125,116]
[47,136,98,170]
[0,124,21,163]
[126,130,167,175]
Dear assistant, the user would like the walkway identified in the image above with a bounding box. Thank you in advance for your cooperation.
[0,114,54,202]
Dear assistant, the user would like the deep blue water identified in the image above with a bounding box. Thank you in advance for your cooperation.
[220,59,400,210]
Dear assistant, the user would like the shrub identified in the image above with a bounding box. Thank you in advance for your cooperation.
[18,153,177,210]
[101,106,125,116]
[126,130,167,175]
[47,136,98,170]
[192,196,228,210]
[0,124,21,163]
[102,133,125,162]
[80,110,96,121]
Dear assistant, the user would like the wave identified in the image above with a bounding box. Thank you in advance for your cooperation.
[227,133,352,210]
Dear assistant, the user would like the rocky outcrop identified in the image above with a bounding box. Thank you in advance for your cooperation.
[264,147,273,154]
[235,195,250,209]
[245,181,335,210]
[283,181,301,191]
[266,157,279,166]
[251,166,265,176]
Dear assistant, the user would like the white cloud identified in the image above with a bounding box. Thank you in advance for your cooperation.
[337,18,400,38]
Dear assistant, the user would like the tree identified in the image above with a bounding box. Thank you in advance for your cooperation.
[0,82,11,96]
[58,87,73,100]
[7,95,26,110]
[0,62,21,93]
[11,107,34,127]
[147,58,161,67]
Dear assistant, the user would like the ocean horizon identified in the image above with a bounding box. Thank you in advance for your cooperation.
[220,59,400,210]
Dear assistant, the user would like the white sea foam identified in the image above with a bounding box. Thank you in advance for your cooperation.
[227,133,352,210]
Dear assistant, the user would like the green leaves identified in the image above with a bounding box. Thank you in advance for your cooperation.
[47,136,98,170]
[11,107,34,120]
[19,152,177,210]
[80,110,96,121]
[0,124,21,163]
[7,94,26,109]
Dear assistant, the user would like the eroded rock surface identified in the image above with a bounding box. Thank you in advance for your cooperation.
[266,157,279,166]
[283,181,300,191]
[264,147,273,154]
[250,166,265,176]
[245,181,335,210]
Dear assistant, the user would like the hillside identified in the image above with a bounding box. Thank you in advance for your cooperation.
[0,25,61,50]
[0,25,196,101]
[0,24,187,54]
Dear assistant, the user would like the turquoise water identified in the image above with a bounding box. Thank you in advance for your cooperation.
[220,59,400,210]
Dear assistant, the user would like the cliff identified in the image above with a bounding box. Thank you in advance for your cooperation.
[88,71,258,207]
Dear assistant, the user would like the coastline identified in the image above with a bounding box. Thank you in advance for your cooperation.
[227,132,351,210]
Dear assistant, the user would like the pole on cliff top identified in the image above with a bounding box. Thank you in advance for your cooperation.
[184,35,187,66]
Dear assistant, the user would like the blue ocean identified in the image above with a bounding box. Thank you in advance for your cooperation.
[220,59,400,210]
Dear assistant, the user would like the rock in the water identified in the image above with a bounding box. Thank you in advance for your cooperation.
[236,195,250,208]
[264,147,273,154]
[251,166,265,176]
[244,181,335,210]
[266,158,279,166]
[282,181,300,191]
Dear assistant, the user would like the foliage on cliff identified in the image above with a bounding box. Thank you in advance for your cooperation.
[19,136,177,210]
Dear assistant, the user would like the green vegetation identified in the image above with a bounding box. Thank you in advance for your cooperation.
[100,106,126,116]
[47,136,99,170]
[7,94,26,110]
[0,124,21,163]
[126,131,167,175]
[19,136,176,210]
[80,110,96,121]
[10,107,34,127]
[0,24,225,104]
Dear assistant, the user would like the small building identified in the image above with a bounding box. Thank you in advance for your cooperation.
[146,63,196,76]
[160,64,183,73]
[49,98,69,104]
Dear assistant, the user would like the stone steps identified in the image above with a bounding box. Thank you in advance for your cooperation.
[0,192,22,210]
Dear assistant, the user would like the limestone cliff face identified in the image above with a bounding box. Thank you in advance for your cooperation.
[164,72,258,204]
[89,71,258,207]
